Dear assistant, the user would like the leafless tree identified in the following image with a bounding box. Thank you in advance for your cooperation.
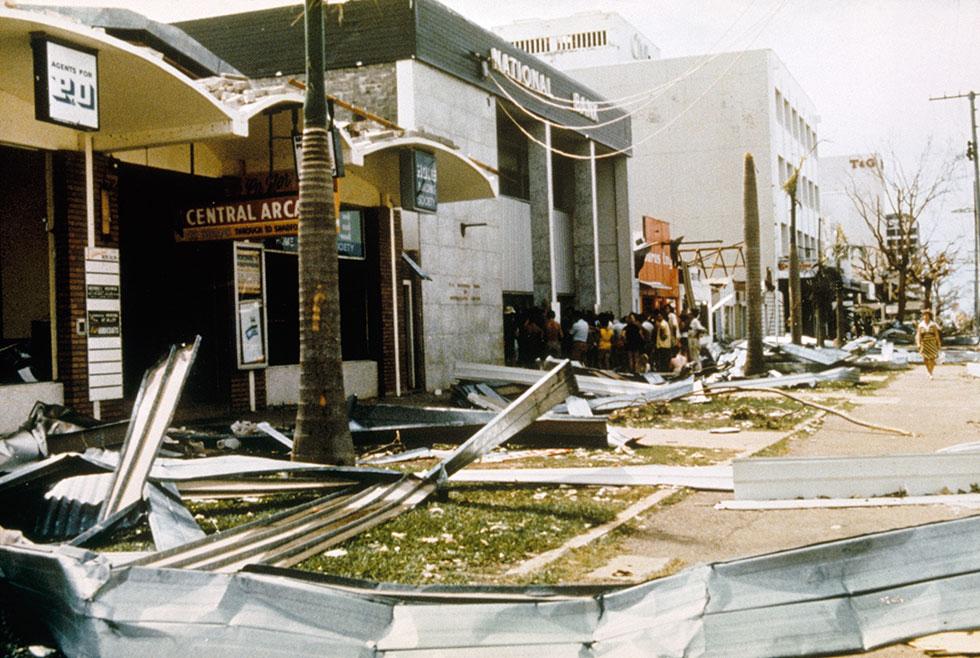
[846,146,955,321]
[911,244,956,312]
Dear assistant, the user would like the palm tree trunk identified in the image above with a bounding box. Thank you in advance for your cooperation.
[788,195,802,345]
[292,0,355,465]
[744,153,765,376]
[835,286,845,346]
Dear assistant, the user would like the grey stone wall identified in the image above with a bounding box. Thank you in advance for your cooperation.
[406,62,506,389]
[528,123,554,308]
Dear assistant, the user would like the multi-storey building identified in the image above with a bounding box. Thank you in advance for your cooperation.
[497,14,822,337]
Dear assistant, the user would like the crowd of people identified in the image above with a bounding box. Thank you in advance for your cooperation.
[503,303,706,375]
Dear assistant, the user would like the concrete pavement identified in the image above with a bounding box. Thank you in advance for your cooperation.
[602,362,980,656]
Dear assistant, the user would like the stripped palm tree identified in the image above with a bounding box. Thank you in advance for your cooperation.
[782,164,803,345]
[293,0,355,465]
[744,153,765,376]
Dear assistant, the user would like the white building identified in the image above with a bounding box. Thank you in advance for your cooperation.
[819,153,886,286]
[494,11,659,70]
[497,15,822,336]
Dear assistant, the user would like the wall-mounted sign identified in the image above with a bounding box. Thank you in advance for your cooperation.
[338,209,365,259]
[32,36,99,131]
[233,242,268,369]
[488,47,598,122]
[178,197,365,259]
[84,248,122,401]
[400,149,437,214]
[178,196,300,242]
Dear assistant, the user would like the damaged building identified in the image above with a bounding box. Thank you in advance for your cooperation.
[0,0,636,426]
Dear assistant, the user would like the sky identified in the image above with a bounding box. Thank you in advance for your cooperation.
[25,0,980,307]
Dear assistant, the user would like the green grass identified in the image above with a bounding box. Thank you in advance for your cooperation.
[610,396,813,431]
[295,483,653,584]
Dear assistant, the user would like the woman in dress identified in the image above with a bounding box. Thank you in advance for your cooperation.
[914,309,941,380]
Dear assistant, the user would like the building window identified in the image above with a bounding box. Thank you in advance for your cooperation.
[775,89,783,125]
[777,156,786,183]
[783,100,791,130]
[496,110,530,201]
[552,153,575,214]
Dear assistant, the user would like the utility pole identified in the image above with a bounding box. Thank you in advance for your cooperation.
[930,91,980,334]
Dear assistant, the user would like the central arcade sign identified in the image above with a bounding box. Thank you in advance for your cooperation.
[176,196,364,257]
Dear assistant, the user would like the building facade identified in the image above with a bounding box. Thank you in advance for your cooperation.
[0,0,636,427]
[497,15,821,337]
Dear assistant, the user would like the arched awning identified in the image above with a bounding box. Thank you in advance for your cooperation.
[0,6,245,152]
[354,134,497,204]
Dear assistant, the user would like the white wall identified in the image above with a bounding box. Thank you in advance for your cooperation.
[569,49,821,284]
[400,61,507,388]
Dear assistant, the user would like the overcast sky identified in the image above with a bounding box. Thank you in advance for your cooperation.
[27,0,980,307]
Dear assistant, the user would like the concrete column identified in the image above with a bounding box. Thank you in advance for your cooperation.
[572,142,598,312]
[528,123,556,309]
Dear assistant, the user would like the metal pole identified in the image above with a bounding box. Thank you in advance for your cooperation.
[589,140,601,315]
[544,123,558,317]
[928,91,980,332]
[968,92,980,334]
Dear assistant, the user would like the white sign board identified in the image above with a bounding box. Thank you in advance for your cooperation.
[85,247,123,401]
[33,37,99,130]
[233,242,268,369]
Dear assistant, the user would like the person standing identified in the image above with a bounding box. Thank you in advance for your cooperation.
[654,312,672,372]
[687,311,705,371]
[543,310,563,358]
[915,309,942,380]
[624,314,645,373]
[596,317,614,370]
[569,313,590,363]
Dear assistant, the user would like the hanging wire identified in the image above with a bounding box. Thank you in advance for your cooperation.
[494,0,789,161]
[488,0,766,113]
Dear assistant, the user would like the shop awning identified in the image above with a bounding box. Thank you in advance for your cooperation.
[353,133,497,204]
[0,6,246,152]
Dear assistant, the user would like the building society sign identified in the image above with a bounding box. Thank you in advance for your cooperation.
[32,37,99,130]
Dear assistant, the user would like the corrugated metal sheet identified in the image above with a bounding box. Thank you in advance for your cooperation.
[6,514,980,656]
[734,453,980,500]
[133,361,576,573]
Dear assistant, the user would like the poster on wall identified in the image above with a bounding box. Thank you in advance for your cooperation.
[32,36,99,130]
[233,242,268,369]
[85,248,122,401]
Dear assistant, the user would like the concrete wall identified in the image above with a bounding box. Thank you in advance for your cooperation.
[265,361,379,405]
[400,61,504,388]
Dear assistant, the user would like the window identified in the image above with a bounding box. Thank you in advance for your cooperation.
[496,110,530,201]
[775,90,783,125]
[777,156,786,183]
[791,108,799,139]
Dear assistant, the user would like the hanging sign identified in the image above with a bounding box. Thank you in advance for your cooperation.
[233,242,268,369]
[400,149,437,213]
[32,36,99,130]
[85,248,123,401]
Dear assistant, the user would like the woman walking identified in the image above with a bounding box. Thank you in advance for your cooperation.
[915,309,942,380]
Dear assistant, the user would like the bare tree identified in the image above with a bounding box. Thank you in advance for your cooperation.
[912,245,955,312]
[846,147,955,321]
[744,153,765,376]
[292,0,355,465]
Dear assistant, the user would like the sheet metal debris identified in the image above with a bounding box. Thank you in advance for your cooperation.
[734,453,980,500]
[131,360,576,573]
[4,513,980,655]
[99,337,200,522]
[452,464,733,490]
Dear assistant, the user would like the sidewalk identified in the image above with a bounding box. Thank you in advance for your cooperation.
[601,363,980,656]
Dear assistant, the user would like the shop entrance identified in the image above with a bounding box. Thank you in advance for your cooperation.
[0,146,52,384]
[118,162,231,405]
